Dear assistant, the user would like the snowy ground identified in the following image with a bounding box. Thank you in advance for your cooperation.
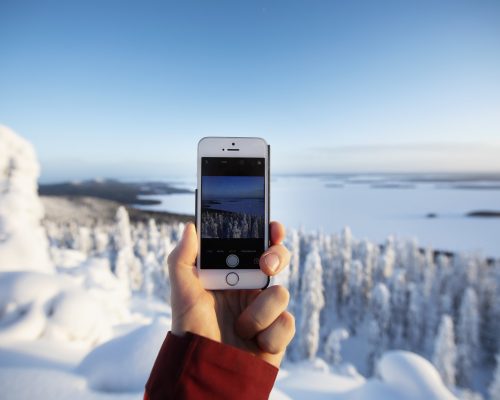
[0,248,463,400]
[1,126,498,399]
[0,254,458,400]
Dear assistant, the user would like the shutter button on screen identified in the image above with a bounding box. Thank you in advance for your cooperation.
[226,272,239,286]
[226,254,239,268]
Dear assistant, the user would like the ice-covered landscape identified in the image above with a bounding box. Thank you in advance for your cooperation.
[138,174,500,258]
[1,125,500,400]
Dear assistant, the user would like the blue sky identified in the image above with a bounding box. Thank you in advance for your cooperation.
[1,0,499,181]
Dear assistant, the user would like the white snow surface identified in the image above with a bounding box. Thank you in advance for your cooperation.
[77,319,169,392]
[375,351,457,400]
[0,341,458,400]
[271,352,457,400]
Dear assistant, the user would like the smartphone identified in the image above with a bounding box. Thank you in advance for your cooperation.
[196,137,270,290]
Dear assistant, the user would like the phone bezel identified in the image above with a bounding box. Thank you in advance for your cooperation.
[196,137,269,290]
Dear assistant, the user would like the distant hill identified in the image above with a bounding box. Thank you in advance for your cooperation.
[41,196,194,225]
[39,179,192,205]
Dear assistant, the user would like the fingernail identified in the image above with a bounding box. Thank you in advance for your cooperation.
[264,253,280,273]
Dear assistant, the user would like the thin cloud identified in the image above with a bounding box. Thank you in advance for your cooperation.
[296,142,500,173]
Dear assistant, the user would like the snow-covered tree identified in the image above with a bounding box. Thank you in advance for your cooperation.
[407,282,424,351]
[489,353,500,400]
[338,227,352,311]
[0,125,53,272]
[456,287,480,387]
[367,283,391,373]
[320,233,339,340]
[147,218,159,254]
[299,242,325,360]
[325,328,349,366]
[401,239,423,283]
[479,273,500,363]
[377,236,395,280]
[75,226,92,254]
[92,226,110,255]
[113,206,142,291]
[389,270,408,347]
[134,236,148,261]
[115,207,132,249]
[433,314,457,388]
[359,240,377,305]
[287,229,300,302]
[346,259,363,333]
[142,252,160,298]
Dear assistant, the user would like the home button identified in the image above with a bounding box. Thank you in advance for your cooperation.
[226,272,239,286]
[226,254,239,268]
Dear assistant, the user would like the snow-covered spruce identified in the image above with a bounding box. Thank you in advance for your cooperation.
[456,287,480,387]
[298,242,325,360]
[367,282,391,373]
[0,125,52,272]
[325,328,349,366]
[432,314,457,387]
[112,206,143,292]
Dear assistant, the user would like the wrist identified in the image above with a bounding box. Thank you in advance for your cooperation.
[171,320,220,342]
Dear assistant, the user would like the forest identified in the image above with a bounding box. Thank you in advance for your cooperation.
[201,209,264,239]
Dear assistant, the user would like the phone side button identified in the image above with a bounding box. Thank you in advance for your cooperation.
[225,272,239,286]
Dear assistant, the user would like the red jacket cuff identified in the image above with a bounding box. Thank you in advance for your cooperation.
[145,331,278,400]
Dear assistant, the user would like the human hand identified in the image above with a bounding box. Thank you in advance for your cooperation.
[167,221,294,368]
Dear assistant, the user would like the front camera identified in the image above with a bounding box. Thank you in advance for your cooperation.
[232,142,235,146]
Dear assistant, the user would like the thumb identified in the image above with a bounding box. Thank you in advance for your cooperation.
[168,223,201,290]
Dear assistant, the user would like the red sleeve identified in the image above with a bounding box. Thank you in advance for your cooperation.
[145,331,279,400]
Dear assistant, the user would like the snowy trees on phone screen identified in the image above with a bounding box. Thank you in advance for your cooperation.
[489,353,500,400]
[201,210,263,239]
[432,314,457,387]
[299,243,325,360]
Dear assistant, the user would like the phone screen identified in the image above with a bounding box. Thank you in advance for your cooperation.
[200,157,266,269]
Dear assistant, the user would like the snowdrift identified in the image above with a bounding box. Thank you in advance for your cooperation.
[77,319,169,392]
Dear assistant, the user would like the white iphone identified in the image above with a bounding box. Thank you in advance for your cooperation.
[196,137,270,290]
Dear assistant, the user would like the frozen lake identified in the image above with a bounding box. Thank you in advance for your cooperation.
[135,175,500,257]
